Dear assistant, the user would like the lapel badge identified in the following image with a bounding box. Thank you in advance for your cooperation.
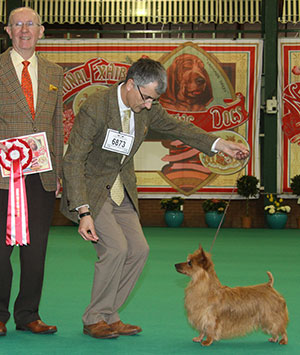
[49,84,58,91]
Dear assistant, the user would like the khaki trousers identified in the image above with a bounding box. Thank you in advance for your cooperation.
[82,192,149,325]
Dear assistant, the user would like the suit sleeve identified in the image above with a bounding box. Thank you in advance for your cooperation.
[146,104,218,157]
[62,95,102,211]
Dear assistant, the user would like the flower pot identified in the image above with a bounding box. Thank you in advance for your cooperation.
[241,216,252,229]
[266,213,288,229]
[205,211,225,228]
[164,210,184,227]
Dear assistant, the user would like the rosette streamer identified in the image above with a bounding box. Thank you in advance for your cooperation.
[0,139,32,246]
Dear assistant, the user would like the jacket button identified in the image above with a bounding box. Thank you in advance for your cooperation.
[33,127,37,132]
[106,185,111,189]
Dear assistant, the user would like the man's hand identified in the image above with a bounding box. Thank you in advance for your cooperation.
[215,138,250,160]
[78,215,99,242]
[0,143,7,153]
[55,178,61,197]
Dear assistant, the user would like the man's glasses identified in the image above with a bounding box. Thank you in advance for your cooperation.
[10,21,41,28]
[137,85,159,104]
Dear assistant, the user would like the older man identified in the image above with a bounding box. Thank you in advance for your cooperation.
[0,7,63,336]
[61,57,249,339]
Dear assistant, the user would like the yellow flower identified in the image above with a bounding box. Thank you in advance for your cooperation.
[264,194,291,215]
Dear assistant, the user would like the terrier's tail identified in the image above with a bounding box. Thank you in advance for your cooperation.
[266,271,274,287]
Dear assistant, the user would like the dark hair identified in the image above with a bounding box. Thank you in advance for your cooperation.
[125,58,167,95]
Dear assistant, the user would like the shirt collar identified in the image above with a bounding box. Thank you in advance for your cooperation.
[10,49,37,69]
[117,83,129,113]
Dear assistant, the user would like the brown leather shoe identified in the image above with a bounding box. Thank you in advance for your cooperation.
[16,320,57,334]
[0,321,7,336]
[83,320,119,339]
[109,320,142,336]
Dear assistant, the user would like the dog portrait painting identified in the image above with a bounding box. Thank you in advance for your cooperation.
[160,53,213,112]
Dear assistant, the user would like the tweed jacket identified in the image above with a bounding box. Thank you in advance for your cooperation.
[60,84,217,223]
[0,48,64,191]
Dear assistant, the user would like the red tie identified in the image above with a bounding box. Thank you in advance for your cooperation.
[21,61,35,119]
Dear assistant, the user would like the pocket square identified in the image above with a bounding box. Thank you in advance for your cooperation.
[49,84,58,91]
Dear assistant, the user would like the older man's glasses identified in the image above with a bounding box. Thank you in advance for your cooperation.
[10,21,41,28]
[137,85,159,104]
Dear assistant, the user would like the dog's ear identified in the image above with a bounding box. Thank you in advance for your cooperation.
[200,68,213,106]
[198,244,206,256]
[196,247,210,270]
[200,247,206,259]
[165,59,179,98]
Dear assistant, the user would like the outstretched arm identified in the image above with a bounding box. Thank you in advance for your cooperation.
[214,138,250,160]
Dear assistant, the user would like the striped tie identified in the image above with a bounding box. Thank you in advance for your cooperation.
[110,110,131,205]
[21,61,35,119]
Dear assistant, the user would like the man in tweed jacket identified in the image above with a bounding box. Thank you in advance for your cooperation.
[61,58,249,339]
[0,7,63,336]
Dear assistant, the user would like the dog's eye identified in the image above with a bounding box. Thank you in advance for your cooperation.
[187,260,192,266]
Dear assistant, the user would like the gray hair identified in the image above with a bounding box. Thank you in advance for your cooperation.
[125,58,167,95]
[7,7,42,26]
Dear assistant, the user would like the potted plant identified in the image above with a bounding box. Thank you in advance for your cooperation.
[160,196,184,227]
[291,174,300,228]
[202,199,227,228]
[264,194,291,229]
[236,175,259,228]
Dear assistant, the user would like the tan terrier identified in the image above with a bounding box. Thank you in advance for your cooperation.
[175,245,288,346]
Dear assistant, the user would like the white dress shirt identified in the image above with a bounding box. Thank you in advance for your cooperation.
[117,83,135,135]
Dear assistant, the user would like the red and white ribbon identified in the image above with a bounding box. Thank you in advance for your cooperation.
[0,139,32,246]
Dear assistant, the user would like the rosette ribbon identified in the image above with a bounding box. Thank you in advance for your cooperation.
[0,139,32,246]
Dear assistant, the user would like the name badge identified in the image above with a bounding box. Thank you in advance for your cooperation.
[102,129,134,156]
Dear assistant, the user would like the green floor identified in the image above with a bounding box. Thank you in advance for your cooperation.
[1,226,299,354]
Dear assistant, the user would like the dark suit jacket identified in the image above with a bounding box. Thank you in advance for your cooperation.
[0,48,64,191]
[61,83,217,223]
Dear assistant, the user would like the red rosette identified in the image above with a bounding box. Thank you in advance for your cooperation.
[0,138,32,172]
[0,138,32,246]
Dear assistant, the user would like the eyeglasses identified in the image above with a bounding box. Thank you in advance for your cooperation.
[10,21,41,28]
[137,85,159,104]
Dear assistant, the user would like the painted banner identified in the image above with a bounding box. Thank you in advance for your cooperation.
[36,39,262,198]
[278,39,300,194]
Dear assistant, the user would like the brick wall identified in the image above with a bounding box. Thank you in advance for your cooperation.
[52,196,300,228]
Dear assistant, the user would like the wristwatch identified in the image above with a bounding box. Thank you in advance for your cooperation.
[78,211,91,220]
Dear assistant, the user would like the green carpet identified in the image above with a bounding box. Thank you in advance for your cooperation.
[1,226,299,354]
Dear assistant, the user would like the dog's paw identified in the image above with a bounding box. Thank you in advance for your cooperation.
[279,337,288,345]
[192,336,203,343]
[268,336,278,343]
[201,339,213,347]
